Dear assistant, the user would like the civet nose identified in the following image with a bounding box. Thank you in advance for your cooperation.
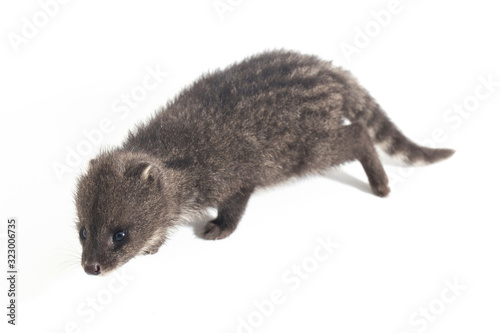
[84,263,101,275]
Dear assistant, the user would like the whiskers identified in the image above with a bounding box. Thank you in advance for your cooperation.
[54,245,82,274]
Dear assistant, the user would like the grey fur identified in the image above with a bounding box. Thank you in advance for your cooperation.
[75,50,454,275]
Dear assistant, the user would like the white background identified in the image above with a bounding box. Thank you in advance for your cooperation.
[1,0,499,332]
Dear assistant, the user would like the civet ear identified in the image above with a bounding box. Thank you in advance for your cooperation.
[140,164,154,182]
[125,162,157,183]
[88,158,97,168]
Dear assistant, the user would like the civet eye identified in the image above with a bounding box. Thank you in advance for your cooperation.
[81,227,87,240]
[113,230,126,242]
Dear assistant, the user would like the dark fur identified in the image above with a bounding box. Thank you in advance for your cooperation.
[75,50,454,275]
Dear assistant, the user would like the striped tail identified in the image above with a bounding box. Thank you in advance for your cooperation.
[338,69,455,165]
